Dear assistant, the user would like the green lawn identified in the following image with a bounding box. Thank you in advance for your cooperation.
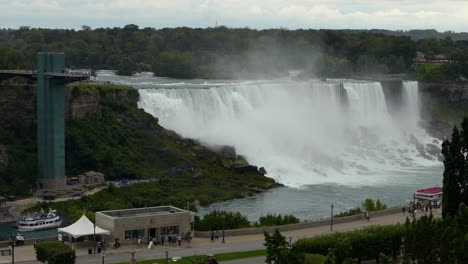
[115,249,266,264]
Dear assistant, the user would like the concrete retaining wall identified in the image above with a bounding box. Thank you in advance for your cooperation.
[194,207,401,238]
[0,236,56,248]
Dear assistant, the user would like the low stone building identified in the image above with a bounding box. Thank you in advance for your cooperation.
[95,206,194,244]
[77,171,105,185]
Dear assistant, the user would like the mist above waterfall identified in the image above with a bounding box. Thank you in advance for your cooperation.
[137,78,440,187]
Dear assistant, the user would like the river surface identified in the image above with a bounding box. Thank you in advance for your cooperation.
[198,167,442,221]
[0,218,70,240]
[96,71,443,221]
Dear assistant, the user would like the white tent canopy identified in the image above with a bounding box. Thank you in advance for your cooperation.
[58,214,110,239]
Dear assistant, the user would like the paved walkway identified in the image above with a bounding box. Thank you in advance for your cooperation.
[3,186,107,223]
[0,209,440,264]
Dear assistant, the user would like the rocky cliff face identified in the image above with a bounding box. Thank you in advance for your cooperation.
[420,81,468,103]
[0,85,36,126]
[419,81,468,139]
[0,83,139,122]
[65,84,139,119]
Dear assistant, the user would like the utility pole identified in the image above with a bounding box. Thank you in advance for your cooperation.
[10,232,15,264]
[101,247,105,264]
[330,203,334,231]
[222,216,225,243]
[93,221,96,254]
[130,249,136,264]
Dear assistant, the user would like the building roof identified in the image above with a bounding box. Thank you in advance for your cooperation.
[58,214,110,238]
[97,206,187,219]
[416,186,443,195]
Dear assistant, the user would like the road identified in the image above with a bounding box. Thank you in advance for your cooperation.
[0,209,440,264]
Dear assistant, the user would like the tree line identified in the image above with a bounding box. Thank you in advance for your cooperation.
[0,26,467,80]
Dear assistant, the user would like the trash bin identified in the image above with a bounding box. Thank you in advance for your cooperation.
[97,247,102,253]
[88,248,92,254]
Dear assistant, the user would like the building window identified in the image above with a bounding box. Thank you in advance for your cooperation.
[159,225,180,235]
[125,229,145,240]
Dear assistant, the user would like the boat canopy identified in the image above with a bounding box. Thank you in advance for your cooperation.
[415,186,443,201]
[58,214,110,239]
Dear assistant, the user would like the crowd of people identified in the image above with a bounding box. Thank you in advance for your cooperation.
[137,233,191,249]
[402,199,440,219]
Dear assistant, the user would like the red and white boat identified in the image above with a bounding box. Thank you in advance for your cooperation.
[414,186,443,201]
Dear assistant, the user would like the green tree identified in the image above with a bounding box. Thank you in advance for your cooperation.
[35,241,75,264]
[441,118,468,218]
[404,214,441,263]
[152,51,197,78]
[362,198,376,212]
[264,229,290,264]
[115,56,137,76]
[255,213,300,227]
[195,210,251,231]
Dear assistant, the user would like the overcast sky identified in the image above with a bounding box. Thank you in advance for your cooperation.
[1,0,467,32]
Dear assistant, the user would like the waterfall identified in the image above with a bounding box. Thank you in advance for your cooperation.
[137,79,439,187]
[401,81,420,130]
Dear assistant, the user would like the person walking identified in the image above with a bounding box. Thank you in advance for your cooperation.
[148,237,155,249]
[365,211,370,221]
[177,234,182,246]
[210,231,215,242]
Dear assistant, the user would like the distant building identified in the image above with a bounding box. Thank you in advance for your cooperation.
[96,206,194,245]
[76,171,105,185]
[414,52,452,65]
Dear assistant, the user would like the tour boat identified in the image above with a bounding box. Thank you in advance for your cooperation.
[17,209,62,231]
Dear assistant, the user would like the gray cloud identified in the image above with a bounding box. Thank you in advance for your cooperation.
[0,0,467,31]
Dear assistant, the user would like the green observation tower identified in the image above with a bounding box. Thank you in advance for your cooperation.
[37,52,66,190]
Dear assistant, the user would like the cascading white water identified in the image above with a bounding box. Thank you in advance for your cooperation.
[401,81,421,130]
[137,79,439,187]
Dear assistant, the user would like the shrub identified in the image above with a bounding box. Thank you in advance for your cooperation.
[303,254,326,264]
[335,207,362,218]
[294,225,404,261]
[195,210,251,231]
[35,241,75,264]
[254,214,300,227]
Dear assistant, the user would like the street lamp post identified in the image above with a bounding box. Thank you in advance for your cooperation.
[101,247,105,264]
[130,249,136,264]
[10,232,15,264]
[222,216,225,244]
[93,221,96,254]
[330,203,334,231]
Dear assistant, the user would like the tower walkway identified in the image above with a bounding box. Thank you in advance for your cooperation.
[0,69,90,83]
